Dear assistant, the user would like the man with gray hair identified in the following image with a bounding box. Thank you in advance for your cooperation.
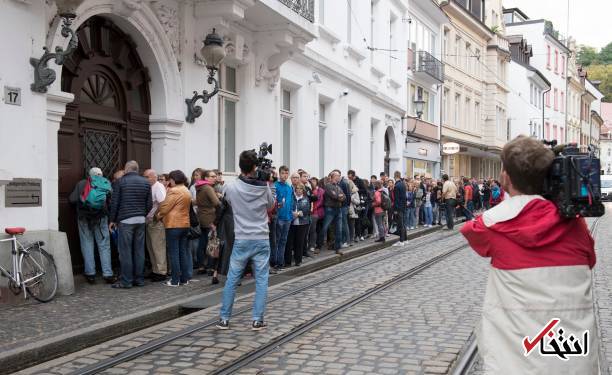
[69,167,115,284]
[109,160,152,289]
[143,169,167,281]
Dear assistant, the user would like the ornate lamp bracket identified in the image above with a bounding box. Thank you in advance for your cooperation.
[30,14,79,93]
[185,68,220,123]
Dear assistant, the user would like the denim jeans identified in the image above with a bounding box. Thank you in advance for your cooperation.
[220,239,270,321]
[78,216,113,277]
[196,227,211,269]
[117,222,146,286]
[341,206,349,244]
[467,201,474,212]
[424,206,433,225]
[166,227,190,285]
[374,213,385,240]
[319,206,343,250]
[405,207,416,228]
[445,199,456,229]
[273,220,291,267]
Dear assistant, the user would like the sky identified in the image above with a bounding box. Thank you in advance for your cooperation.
[503,0,612,50]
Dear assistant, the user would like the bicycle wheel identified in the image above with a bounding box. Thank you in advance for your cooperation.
[20,246,58,302]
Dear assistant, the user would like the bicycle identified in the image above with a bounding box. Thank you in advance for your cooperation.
[0,227,58,302]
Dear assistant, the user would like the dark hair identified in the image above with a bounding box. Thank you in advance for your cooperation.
[370,175,377,180]
[239,150,258,174]
[168,170,187,185]
[347,170,356,177]
[501,136,554,195]
[379,172,386,177]
[279,165,289,173]
[394,171,401,179]
[299,171,309,177]
[442,174,449,181]
[204,170,215,178]
[463,177,469,184]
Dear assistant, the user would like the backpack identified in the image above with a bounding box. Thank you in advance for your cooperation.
[80,175,111,210]
[381,191,392,211]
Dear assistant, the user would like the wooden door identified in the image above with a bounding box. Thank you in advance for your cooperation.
[58,16,151,272]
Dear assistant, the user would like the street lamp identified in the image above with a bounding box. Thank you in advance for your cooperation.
[30,0,81,93]
[185,29,226,123]
[413,98,425,120]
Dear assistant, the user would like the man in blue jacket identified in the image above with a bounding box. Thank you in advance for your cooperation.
[272,165,294,271]
[392,171,407,246]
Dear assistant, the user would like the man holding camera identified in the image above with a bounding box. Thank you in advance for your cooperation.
[461,136,597,374]
[217,150,275,331]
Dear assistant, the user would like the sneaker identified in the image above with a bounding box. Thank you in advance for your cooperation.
[269,268,278,275]
[341,243,349,249]
[359,236,365,241]
[216,319,230,330]
[164,280,180,287]
[103,275,117,284]
[335,250,344,255]
[85,275,96,284]
[111,282,131,289]
[211,277,219,285]
[393,242,404,247]
[252,321,267,331]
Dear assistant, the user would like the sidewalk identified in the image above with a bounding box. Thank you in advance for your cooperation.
[0,224,447,374]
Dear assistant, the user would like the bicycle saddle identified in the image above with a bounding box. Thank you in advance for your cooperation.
[5,227,26,235]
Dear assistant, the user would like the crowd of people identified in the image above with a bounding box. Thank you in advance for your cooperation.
[69,160,506,288]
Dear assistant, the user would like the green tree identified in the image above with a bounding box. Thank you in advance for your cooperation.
[587,64,612,102]
[599,42,612,65]
[578,45,599,66]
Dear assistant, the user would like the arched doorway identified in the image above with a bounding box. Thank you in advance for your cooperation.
[58,16,152,271]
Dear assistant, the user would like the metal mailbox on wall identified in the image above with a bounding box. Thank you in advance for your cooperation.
[5,178,42,207]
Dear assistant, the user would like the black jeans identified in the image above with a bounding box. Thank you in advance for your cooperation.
[394,209,407,242]
[286,224,309,265]
[445,199,456,229]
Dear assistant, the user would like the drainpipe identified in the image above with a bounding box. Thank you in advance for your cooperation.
[580,91,588,148]
[542,87,551,139]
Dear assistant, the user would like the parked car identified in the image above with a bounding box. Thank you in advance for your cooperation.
[601,175,612,201]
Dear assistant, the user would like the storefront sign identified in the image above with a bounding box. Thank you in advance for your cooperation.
[5,178,42,207]
[4,86,21,106]
[417,148,428,156]
[442,142,460,154]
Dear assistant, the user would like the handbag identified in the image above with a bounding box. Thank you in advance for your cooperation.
[206,230,221,258]
[187,202,201,239]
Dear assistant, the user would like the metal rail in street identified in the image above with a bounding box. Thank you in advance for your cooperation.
[211,242,470,375]
[450,216,603,375]
[71,230,464,375]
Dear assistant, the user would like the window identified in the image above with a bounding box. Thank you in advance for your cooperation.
[347,112,354,169]
[561,56,565,77]
[370,0,375,63]
[560,91,564,113]
[218,65,239,172]
[553,125,558,140]
[454,93,460,128]
[474,49,480,76]
[442,88,449,124]
[319,0,325,25]
[346,0,352,43]
[546,91,550,107]
[443,29,449,59]
[370,121,376,175]
[281,89,293,168]
[545,122,550,140]
[319,103,326,176]
[465,97,471,130]
[547,45,551,69]
[474,101,480,132]
[389,14,396,76]
[554,50,558,74]
[422,90,430,122]
[455,36,461,66]
[465,42,471,73]
[554,88,558,111]
[529,83,534,105]
[560,127,564,143]
[409,84,416,116]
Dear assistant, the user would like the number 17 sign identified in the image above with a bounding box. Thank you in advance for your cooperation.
[4,86,21,106]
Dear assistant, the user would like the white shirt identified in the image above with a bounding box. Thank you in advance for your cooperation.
[147,181,167,219]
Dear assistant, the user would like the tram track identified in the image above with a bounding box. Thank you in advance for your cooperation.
[450,216,604,375]
[69,228,465,375]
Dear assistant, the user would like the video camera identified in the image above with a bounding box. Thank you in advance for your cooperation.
[543,141,605,218]
[254,142,274,182]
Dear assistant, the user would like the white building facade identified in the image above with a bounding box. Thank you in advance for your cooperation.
[0,0,407,288]
[506,35,550,140]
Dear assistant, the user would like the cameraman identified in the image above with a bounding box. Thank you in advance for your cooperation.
[461,136,597,374]
[217,150,275,331]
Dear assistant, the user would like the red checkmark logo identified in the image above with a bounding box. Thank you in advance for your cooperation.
[523,319,560,355]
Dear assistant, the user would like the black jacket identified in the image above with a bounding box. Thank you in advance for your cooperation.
[109,172,152,223]
[393,179,407,211]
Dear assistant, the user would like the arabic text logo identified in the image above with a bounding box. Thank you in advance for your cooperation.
[523,318,589,360]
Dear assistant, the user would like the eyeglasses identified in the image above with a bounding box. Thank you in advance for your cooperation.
[157,177,165,181]
[209,175,217,178]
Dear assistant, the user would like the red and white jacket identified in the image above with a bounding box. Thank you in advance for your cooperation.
[461,194,598,375]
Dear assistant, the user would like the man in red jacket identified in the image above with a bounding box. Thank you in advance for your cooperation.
[461,136,598,374]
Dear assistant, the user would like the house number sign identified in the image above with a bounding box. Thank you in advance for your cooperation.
[4,86,21,106]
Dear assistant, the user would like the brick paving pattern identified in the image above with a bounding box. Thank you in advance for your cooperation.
[19,230,467,374]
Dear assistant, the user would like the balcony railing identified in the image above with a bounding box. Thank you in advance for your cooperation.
[414,50,444,83]
[277,0,314,22]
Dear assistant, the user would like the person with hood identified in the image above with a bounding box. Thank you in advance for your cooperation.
[195,170,222,282]
[489,180,505,207]
[217,150,275,331]
[461,136,597,374]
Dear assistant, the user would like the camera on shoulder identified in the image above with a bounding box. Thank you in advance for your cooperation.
[254,142,274,182]
[543,141,605,218]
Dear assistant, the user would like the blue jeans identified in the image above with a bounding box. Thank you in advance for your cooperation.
[166,228,190,285]
[320,206,343,250]
[445,199,456,229]
[196,227,211,269]
[424,206,433,225]
[341,206,349,244]
[405,207,416,228]
[117,222,146,287]
[273,220,291,267]
[220,239,270,321]
[467,201,474,212]
[77,216,113,277]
